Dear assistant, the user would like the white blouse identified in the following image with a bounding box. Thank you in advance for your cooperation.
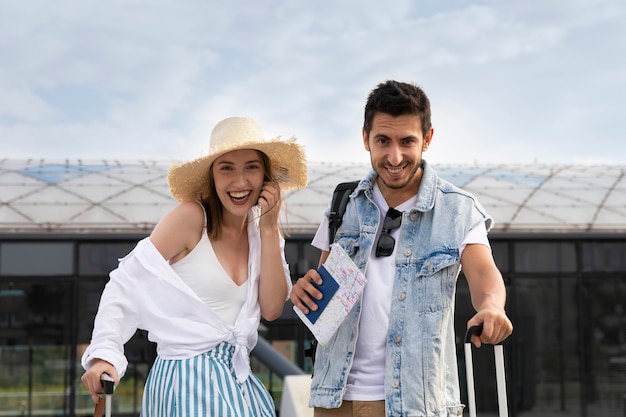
[81,206,292,383]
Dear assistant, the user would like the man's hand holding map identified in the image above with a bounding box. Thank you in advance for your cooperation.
[293,244,367,345]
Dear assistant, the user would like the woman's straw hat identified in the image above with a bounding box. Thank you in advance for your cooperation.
[168,117,307,202]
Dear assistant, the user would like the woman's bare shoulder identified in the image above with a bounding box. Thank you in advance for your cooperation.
[150,201,205,260]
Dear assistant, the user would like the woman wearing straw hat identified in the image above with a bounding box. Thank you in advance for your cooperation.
[80,117,307,416]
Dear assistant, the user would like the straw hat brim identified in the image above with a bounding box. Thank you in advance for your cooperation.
[168,136,307,202]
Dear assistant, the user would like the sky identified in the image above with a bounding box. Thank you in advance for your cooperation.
[1,0,625,166]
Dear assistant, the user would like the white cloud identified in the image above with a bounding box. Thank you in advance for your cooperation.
[0,0,624,165]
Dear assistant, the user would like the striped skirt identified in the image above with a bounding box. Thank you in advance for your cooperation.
[141,342,275,417]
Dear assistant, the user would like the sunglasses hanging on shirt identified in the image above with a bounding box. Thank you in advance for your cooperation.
[375,207,403,257]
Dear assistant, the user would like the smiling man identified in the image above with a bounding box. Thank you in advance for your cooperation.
[290,80,513,417]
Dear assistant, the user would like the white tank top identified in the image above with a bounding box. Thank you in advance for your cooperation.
[171,232,248,326]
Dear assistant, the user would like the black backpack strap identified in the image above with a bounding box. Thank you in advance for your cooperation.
[304,339,317,366]
[328,180,359,245]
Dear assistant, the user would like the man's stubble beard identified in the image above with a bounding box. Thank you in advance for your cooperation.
[373,158,422,191]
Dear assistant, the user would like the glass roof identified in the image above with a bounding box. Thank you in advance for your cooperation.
[1,159,625,234]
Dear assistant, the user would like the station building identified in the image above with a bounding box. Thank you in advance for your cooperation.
[0,159,625,416]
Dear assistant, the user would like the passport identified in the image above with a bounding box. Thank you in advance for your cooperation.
[304,265,340,324]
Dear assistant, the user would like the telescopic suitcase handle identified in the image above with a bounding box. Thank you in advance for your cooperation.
[464,324,508,417]
[94,373,115,417]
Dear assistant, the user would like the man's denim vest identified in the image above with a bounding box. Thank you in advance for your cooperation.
[309,160,493,417]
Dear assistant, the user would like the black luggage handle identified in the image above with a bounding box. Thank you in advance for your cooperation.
[464,323,484,344]
[95,373,115,417]
[101,373,115,395]
[465,323,505,345]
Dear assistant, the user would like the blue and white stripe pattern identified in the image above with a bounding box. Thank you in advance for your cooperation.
[141,342,275,416]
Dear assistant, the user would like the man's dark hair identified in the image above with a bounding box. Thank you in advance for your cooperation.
[363,80,432,137]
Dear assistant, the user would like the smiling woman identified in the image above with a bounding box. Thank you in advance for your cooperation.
[79,116,308,417]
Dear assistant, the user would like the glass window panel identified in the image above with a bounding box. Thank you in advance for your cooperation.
[0,345,33,415]
[284,241,299,277]
[77,281,107,344]
[78,242,136,276]
[512,276,581,414]
[581,276,626,416]
[0,282,74,417]
[514,241,577,273]
[491,241,509,272]
[299,243,321,275]
[581,241,626,272]
[0,242,74,276]
[0,286,29,342]
[31,346,72,416]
